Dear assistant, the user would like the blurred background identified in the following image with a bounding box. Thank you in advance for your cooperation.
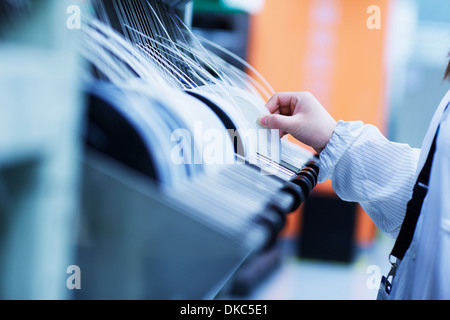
[0,0,449,300]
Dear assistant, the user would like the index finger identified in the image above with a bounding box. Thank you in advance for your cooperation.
[265,92,299,115]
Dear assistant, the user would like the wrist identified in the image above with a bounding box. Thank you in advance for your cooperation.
[315,120,338,154]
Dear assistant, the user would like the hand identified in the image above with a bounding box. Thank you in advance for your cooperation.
[258,92,337,153]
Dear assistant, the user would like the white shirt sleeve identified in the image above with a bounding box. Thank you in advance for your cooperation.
[317,120,421,238]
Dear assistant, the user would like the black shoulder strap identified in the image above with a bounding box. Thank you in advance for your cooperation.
[390,125,440,261]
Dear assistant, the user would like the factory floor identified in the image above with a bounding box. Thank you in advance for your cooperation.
[222,233,395,300]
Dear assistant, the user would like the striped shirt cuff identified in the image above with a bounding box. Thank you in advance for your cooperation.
[318,120,365,183]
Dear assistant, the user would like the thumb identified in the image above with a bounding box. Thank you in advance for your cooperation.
[258,114,296,132]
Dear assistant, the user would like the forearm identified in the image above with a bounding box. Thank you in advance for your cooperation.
[318,121,421,238]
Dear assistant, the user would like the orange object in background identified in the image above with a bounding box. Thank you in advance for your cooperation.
[248,0,389,247]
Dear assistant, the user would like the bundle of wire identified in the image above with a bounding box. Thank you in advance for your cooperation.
[79,0,313,179]
[0,0,320,300]
[77,0,318,251]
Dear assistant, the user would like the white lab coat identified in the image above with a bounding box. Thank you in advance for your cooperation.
[318,89,450,299]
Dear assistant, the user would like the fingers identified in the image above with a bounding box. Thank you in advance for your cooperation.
[266,92,294,113]
[265,92,312,115]
[261,91,336,152]
[258,114,296,132]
